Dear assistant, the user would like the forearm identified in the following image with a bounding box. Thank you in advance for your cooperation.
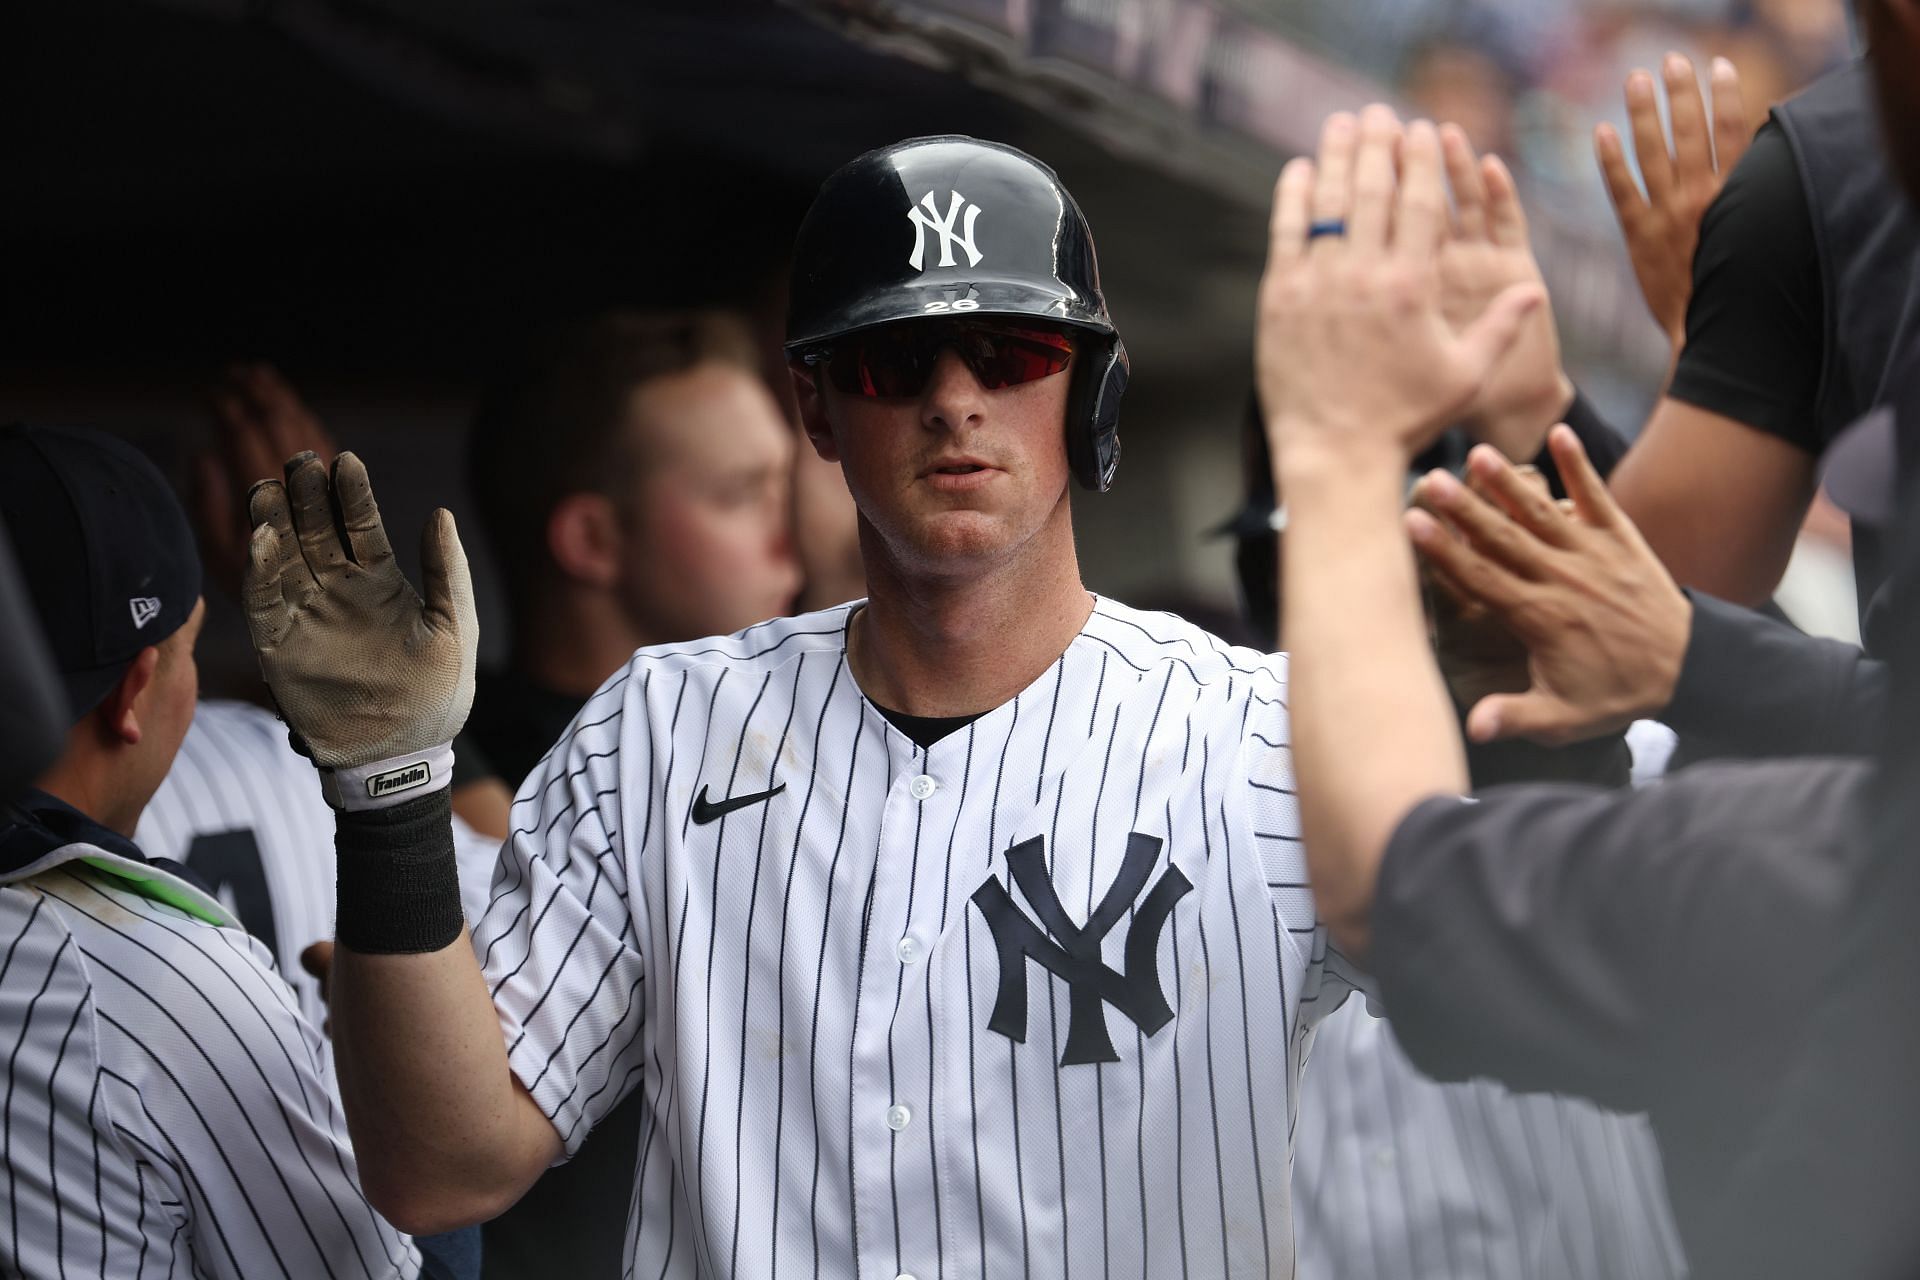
[329,792,560,1233]
[1278,441,1469,961]
[1610,397,1817,605]
[1664,591,1890,758]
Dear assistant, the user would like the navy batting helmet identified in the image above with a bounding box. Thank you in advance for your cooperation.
[785,135,1130,492]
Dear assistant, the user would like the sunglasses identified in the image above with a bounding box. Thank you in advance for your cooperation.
[800,318,1075,398]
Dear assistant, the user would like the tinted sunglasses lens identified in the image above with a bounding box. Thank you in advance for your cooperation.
[825,322,1074,398]
[825,329,937,397]
[966,327,1074,389]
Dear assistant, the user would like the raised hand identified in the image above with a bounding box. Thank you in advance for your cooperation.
[244,452,477,801]
[1596,54,1751,348]
[1406,426,1693,745]
[1257,106,1543,469]
[195,364,339,599]
[1439,125,1573,463]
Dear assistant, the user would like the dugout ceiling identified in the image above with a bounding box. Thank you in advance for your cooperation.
[0,0,1269,396]
[1,0,1305,673]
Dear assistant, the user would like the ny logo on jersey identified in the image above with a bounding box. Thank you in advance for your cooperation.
[971,832,1191,1066]
[907,189,984,271]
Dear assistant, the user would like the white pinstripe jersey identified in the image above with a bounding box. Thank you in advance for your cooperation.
[473,598,1364,1280]
[0,843,418,1279]
[138,699,504,1030]
[1293,1002,1686,1280]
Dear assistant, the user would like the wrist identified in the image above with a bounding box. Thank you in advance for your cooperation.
[1619,589,1693,726]
[1646,591,1693,716]
[1550,371,1577,423]
[334,788,464,955]
[1268,423,1410,494]
[1467,371,1576,460]
[320,742,456,812]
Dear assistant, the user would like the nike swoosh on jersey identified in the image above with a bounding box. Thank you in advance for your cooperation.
[690,783,787,825]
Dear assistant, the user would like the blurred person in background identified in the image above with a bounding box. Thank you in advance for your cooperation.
[1743,0,1855,81]
[456,308,802,1279]
[1398,17,1527,158]
[792,433,869,612]
[457,310,801,805]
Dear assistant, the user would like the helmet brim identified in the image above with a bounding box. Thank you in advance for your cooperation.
[784,277,1114,355]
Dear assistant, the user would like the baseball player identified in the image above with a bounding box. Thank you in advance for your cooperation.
[237,136,1458,1278]
[0,423,418,1278]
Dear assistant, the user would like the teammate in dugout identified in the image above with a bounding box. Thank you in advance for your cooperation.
[0,423,425,1278]
[240,136,1532,1277]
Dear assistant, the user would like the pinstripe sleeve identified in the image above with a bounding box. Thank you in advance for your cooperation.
[472,675,646,1159]
[1242,672,1372,1019]
[18,869,419,1279]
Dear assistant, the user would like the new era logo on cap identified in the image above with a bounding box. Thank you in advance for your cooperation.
[129,597,162,629]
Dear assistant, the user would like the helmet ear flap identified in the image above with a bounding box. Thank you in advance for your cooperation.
[1068,337,1129,492]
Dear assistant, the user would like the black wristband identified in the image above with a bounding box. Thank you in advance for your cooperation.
[1558,387,1631,480]
[334,788,465,955]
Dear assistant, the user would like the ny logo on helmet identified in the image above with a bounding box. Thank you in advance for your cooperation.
[907,190,984,271]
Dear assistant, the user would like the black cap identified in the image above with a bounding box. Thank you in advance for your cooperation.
[0,425,201,723]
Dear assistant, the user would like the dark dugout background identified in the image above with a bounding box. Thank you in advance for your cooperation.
[0,0,1654,695]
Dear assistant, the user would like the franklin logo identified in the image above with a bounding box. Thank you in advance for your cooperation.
[972,832,1191,1066]
[366,760,432,799]
[128,597,162,629]
[907,189,984,271]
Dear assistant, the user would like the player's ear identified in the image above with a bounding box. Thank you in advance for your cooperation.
[95,647,161,747]
[790,362,842,464]
[546,491,624,589]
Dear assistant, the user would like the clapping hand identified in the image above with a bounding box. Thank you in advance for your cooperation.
[1596,54,1751,349]
[1407,426,1693,745]
[1439,126,1573,464]
[1257,106,1544,470]
[195,364,338,599]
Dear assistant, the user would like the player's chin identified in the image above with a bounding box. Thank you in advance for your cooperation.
[900,506,1021,566]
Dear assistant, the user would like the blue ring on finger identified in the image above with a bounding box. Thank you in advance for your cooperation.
[1307,219,1347,240]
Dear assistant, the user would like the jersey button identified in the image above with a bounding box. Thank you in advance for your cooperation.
[896,934,924,965]
[909,774,937,800]
[885,1103,912,1131]
[897,1274,918,1280]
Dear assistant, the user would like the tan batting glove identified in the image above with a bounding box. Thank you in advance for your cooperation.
[243,450,477,810]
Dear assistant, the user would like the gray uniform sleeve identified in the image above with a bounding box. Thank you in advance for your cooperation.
[1370,759,1871,1114]
[1665,592,1887,759]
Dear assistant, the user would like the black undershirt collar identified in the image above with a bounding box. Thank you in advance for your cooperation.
[873,703,986,750]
